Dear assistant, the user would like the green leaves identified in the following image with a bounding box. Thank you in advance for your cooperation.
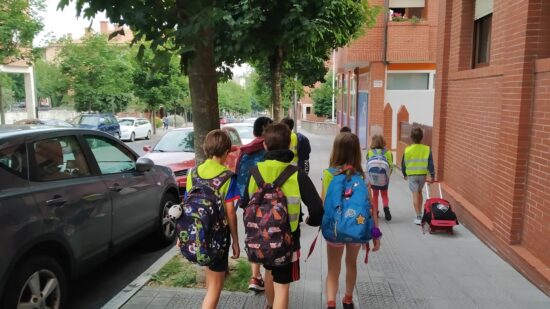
[311,71,334,118]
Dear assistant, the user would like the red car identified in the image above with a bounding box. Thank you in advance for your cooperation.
[141,127,242,196]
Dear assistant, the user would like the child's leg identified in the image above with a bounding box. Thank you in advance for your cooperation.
[264,269,275,307]
[371,189,380,213]
[381,189,389,208]
[343,244,361,302]
[251,262,261,279]
[202,268,225,309]
[326,243,345,305]
[272,283,290,309]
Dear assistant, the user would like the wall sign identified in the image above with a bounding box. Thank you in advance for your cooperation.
[373,80,383,88]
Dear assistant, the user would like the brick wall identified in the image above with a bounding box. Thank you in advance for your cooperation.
[434,0,550,295]
[383,103,393,150]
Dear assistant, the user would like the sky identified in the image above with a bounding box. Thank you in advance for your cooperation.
[34,0,107,47]
[35,0,251,75]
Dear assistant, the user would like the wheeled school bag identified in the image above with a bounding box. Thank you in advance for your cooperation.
[321,166,373,243]
[244,165,297,267]
[421,182,458,234]
[176,169,233,266]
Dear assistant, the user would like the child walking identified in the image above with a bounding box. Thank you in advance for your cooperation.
[367,134,394,221]
[323,133,381,309]
[401,127,435,225]
[185,130,241,309]
[241,123,324,309]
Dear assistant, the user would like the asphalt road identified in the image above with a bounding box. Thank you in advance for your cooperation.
[68,130,171,309]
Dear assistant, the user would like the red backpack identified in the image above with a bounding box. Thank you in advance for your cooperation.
[243,165,297,267]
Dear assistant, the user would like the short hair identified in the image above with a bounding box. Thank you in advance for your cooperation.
[370,134,386,149]
[411,127,424,144]
[203,129,232,158]
[281,117,294,130]
[263,123,291,151]
[253,117,273,137]
[340,126,351,133]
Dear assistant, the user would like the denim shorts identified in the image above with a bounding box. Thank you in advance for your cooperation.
[408,175,426,192]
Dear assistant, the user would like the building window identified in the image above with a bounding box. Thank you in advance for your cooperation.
[389,0,425,20]
[343,74,348,115]
[350,75,356,118]
[473,0,493,67]
[387,73,430,90]
[306,106,311,114]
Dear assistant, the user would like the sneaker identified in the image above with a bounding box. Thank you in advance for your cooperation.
[248,276,265,292]
[383,207,392,221]
[414,215,422,225]
[343,302,354,309]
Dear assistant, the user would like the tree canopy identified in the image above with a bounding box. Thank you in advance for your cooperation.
[58,34,134,112]
[34,58,69,107]
[311,71,334,118]
[218,80,251,115]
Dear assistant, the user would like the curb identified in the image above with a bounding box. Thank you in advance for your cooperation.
[101,247,179,309]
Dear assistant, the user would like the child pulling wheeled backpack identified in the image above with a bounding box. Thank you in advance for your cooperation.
[421,182,459,234]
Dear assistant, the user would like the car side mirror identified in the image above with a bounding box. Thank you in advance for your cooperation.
[143,145,152,152]
[136,157,154,172]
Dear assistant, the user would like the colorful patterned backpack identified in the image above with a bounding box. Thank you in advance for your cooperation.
[176,169,233,266]
[244,165,297,267]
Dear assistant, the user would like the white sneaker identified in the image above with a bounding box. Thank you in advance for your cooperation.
[414,216,422,225]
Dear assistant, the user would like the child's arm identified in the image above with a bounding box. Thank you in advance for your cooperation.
[298,171,324,226]
[401,154,407,179]
[368,183,379,228]
[427,150,435,181]
[224,201,240,259]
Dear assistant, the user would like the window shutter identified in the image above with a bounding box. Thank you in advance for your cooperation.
[389,0,425,8]
[475,0,493,20]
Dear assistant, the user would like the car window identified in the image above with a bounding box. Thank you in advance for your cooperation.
[119,119,134,126]
[154,130,194,152]
[0,141,28,189]
[109,116,118,124]
[79,115,100,126]
[85,136,136,174]
[225,128,241,146]
[234,126,254,139]
[31,136,91,181]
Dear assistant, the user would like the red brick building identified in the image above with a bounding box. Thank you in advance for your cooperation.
[434,0,550,294]
[335,0,438,150]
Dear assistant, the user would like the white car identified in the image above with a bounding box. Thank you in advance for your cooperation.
[119,117,152,142]
[223,122,255,145]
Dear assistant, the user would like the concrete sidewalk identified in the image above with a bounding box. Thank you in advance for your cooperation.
[119,131,550,309]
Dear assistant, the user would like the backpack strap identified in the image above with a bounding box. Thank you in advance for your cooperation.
[209,170,234,191]
[273,165,298,188]
[250,166,265,188]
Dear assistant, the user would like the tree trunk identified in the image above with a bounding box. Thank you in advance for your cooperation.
[269,46,284,122]
[0,84,5,125]
[151,107,156,135]
[187,28,219,164]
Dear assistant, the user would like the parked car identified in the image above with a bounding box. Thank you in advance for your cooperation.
[243,117,257,124]
[118,117,152,142]
[0,126,179,308]
[71,113,121,138]
[223,122,255,145]
[141,127,242,196]
[14,119,73,127]
[219,117,228,125]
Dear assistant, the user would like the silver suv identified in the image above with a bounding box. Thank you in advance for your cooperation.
[0,126,179,309]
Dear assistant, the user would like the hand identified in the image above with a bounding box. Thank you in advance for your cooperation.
[372,239,381,252]
[231,242,240,259]
[176,238,181,248]
[426,175,433,183]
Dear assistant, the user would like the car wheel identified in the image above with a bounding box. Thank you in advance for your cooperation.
[130,132,135,143]
[2,255,67,309]
[154,193,178,246]
[146,130,151,140]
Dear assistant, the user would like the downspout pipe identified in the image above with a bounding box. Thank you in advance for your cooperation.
[383,0,389,65]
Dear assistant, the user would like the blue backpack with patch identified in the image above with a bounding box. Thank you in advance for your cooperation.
[236,150,265,198]
[321,167,373,243]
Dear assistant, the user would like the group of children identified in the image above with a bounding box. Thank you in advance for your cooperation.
[179,120,433,309]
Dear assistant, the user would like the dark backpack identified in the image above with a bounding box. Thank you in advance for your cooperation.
[244,165,298,267]
[236,150,265,198]
[176,169,233,266]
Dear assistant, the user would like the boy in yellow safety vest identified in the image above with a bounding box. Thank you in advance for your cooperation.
[401,127,435,225]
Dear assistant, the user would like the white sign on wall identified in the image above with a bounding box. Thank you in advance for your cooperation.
[373,80,383,88]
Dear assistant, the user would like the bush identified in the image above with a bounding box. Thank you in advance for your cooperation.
[154,117,163,128]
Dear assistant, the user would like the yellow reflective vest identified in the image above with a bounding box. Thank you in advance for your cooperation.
[247,160,301,232]
[289,132,298,165]
[404,144,430,176]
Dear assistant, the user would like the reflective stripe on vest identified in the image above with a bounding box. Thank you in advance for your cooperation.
[290,132,298,164]
[404,144,430,175]
[247,160,301,232]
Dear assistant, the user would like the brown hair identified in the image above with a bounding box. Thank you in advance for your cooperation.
[329,133,364,176]
[340,126,351,133]
[411,127,423,144]
[263,123,291,151]
[370,134,386,149]
[203,129,232,158]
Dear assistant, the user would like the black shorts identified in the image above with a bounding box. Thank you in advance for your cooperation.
[208,234,230,272]
[264,259,300,284]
